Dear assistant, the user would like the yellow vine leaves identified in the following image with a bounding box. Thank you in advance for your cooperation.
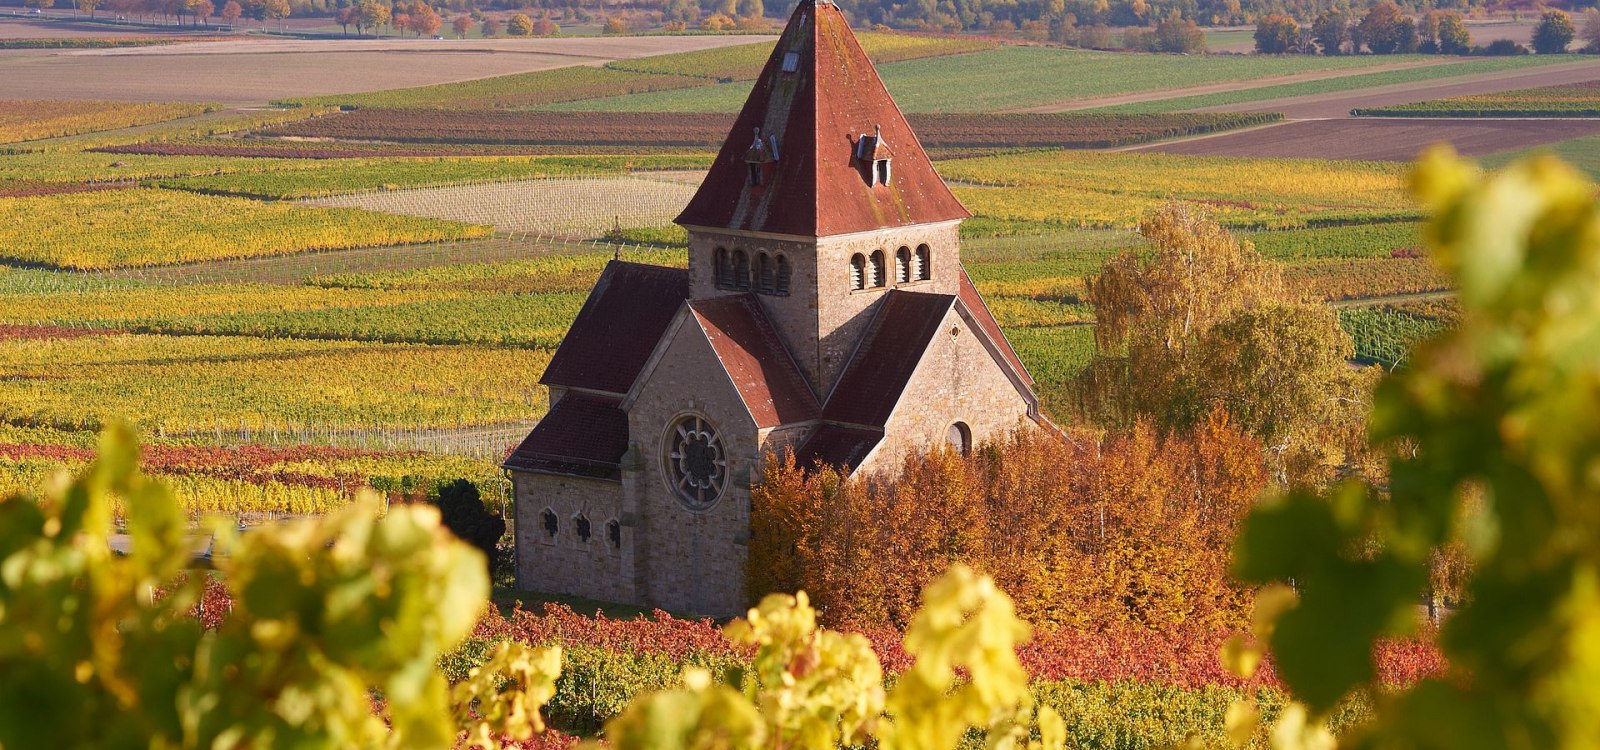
[1233,148,1600,747]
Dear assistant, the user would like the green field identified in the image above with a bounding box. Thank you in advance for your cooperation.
[1086,55,1574,113]
[547,46,1424,113]
[1484,134,1600,180]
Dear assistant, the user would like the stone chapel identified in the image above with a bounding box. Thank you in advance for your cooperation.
[504,0,1042,616]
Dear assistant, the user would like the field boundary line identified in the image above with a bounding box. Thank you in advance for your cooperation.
[1107,117,1294,152]
[1009,58,1457,114]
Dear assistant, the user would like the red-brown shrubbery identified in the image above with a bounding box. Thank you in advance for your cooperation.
[750,413,1268,632]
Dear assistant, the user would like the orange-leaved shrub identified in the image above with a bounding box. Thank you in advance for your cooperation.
[750,411,1266,632]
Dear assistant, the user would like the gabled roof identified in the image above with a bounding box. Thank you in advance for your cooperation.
[674,0,970,237]
[689,295,820,429]
[791,423,883,471]
[823,290,955,427]
[503,392,629,480]
[959,268,1034,387]
[541,261,689,396]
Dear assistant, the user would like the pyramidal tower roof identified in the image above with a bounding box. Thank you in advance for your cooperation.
[674,0,971,237]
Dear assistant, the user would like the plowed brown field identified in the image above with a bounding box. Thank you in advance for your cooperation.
[1138,118,1600,161]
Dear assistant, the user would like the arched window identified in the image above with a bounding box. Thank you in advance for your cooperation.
[714,247,731,289]
[606,519,622,550]
[895,246,911,284]
[574,514,592,543]
[869,250,886,288]
[731,249,750,291]
[915,244,932,281]
[540,509,558,538]
[947,422,972,456]
[775,254,791,296]
[757,252,775,295]
[850,253,866,291]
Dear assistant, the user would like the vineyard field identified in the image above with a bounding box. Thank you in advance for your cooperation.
[0,188,491,269]
[286,66,708,111]
[943,150,1416,229]
[155,154,709,199]
[0,100,214,144]
[1245,221,1423,261]
[1353,80,1600,117]
[0,333,550,434]
[257,109,1279,150]
[1340,305,1451,368]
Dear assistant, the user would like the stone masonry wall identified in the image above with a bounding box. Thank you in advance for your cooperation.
[685,222,961,395]
[814,222,962,394]
[626,318,761,617]
[512,472,635,606]
[870,306,1035,469]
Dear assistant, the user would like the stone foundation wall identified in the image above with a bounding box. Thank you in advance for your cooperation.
[512,472,636,606]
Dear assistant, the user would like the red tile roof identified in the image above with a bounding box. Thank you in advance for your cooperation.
[822,290,955,427]
[959,267,1034,386]
[503,392,629,480]
[674,0,970,237]
[541,260,689,396]
[690,294,820,428]
[792,423,883,471]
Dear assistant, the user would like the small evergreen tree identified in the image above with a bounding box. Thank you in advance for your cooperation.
[432,479,506,581]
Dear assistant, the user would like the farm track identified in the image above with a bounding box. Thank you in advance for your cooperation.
[1014,58,1457,113]
[1194,58,1600,119]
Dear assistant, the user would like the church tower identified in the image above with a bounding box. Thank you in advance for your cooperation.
[675,0,972,393]
[506,0,1040,617]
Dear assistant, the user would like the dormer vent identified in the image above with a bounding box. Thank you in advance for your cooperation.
[781,50,800,73]
[745,126,776,186]
[853,124,892,187]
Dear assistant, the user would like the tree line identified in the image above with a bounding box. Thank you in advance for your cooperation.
[1255,2,1586,55]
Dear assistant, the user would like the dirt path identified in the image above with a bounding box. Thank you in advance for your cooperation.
[1191,58,1600,119]
[1011,57,1457,113]
[0,34,772,105]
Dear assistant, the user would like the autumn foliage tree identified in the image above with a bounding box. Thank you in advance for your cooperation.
[1075,203,1369,484]
[1254,13,1300,53]
[750,417,1267,632]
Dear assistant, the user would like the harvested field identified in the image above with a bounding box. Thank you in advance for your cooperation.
[0,35,772,105]
[303,176,697,236]
[1139,118,1600,161]
[257,109,1281,149]
[93,140,574,159]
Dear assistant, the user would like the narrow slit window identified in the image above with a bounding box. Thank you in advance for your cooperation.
[732,250,751,291]
[714,247,731,288]
[916,244,931,281]
[875,159,891,185]
[757,252,775,294]
[895,247,911,284]
[575,515,592,543]
[747,162,763,186]
[775,254,791,296]
[850,254,866,291]
[869,250,886,288]
[540,509,558,538]
[606,519,622,549]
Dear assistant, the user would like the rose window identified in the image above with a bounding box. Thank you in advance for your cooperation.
[666,415,726,510]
